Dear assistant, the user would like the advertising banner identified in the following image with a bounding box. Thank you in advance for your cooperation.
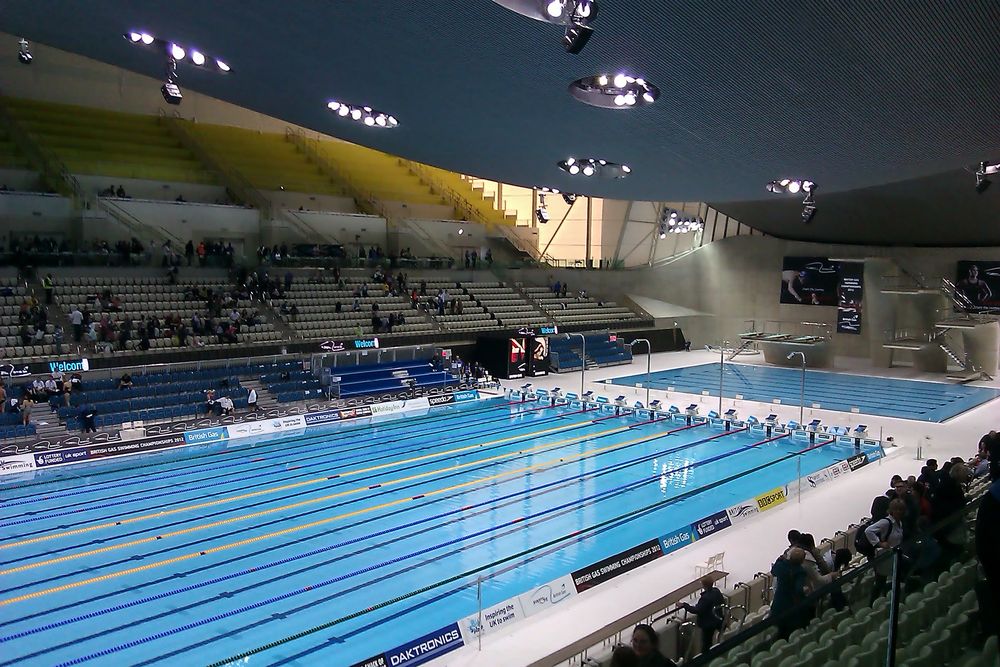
[837,261,864,334]
[780,257,840,306]
[726,501,760,525]
[349,656,387,667]
[846,452,870,471]
[754,486,788,512]
[572,539,663,593]
[31,433,187,470]
[692,509,732,539]
[0,454,37,476]
[183,426,230,445]
[955,261,1000,314]
[517,574,576,617]
[458,598,525,641]
[659,526,697,555]
[382,622,464,667]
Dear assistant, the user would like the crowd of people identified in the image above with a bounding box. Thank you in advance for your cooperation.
[0,371,84,426]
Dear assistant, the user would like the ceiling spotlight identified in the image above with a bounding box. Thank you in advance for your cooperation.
[375,115,387,126]
[613,73,627,88]
[787,180,801,194]
[140,32,155,45]
[216,59,231,72]
[569,73,660,109]
[558,158,629,179]
[338,105,350,117]
[190,50,206,66]
[614,94,625,106]
[624,94,636,106]
[975,161,999,194]
[363,115,375,126]
[128,32,142,43]
[169,43,186,60]
[562,192,577,205]
[597,74,608,86]
[17,38,31,65]
[582,164,596,176]
[350,109,362,120]
[546,0,565,18]
[328,101,340,111]
[388,116,398,126]
[569,164,580,174]
[621,164,631,173]
[458,228,465,235]
[642,91,655,103]
[328,101,398,128]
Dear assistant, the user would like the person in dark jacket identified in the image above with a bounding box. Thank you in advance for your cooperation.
[932,464,969,559]
[976,453,1000,639]
[678,576,726,655]
[769,547,809,639]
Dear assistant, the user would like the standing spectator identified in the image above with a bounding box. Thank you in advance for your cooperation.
[116,373,133,390]
[918,459,939,485]
[975,444,1000,638]
[247,387,259,412]
[769,547,809,639]
[629,624,676,667]
[485,248,493,267]
[436,289,446,316]
[185,240,194,266]
[41,273,54,304]
[865,498,906,603]
[677,576,726,656]
[284,270,293,292]
[197,241,207,266]
[20,397,32,427]
[932,464,970,558]
[81,404,97,433]
[53,323,64,355]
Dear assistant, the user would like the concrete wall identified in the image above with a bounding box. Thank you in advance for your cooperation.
[508,235,1000,364]
[0,168,44,192]
[263,190,357,214]
[278,211,386,247]
[0,191,74,243]
[76,175,228,204]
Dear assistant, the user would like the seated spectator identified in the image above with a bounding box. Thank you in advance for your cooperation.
[217,395,234,416]
[44,375,60,397]
[610,646,639,667]
[335,301,342,313]
[116,373,133,390]
[70,372,83,393]
[629,624,676,667]
[290,305,299,321]
[115,185,127,198]
[204,389,218,415]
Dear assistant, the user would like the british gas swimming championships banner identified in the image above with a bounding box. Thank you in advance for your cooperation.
[837,261,863,334]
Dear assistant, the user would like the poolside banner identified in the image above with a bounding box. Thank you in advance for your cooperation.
[660,526,697,555]
[846,452,870,471]
[692,509,732,539]
[572,538,663,592]
[383,622,464,666]
[0,453,36,476]
[30,432,188,470]
[183,426,230,445]
[726,500,760,525]
[349,656,387,667]
[518,574,576,617]
[754,486,787,511]
[458,597,525,641]
[837,261,864,334]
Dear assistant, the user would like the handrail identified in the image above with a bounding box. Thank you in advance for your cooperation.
[0,93,86,205]
[283,128,391,220]
[526,571,728,667]
[158,111,272,217]
[97,196,184,246]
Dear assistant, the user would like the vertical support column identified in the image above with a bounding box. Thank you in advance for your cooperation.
[586,196,593,268]
[531,188,538,230]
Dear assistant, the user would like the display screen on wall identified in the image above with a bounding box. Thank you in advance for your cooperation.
[780,257,839,306]
[954,262,1000,314]
[837,262,864,334]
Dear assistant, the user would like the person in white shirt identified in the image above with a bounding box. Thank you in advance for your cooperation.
[217,396,234,415]
[247,387,258,412]
[70,307,84,343]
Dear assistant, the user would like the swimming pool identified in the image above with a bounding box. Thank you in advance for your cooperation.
[0,396,864,666]
[605,363,1000,422]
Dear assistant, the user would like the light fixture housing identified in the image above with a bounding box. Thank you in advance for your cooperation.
[659,207,704,234]
[125,33,231,74]
[975,160,999,194]
[557,158,630,179]
[569,73,660,109]
[767,178,819,223]
[327,101,399,129]
[17,38,31,65]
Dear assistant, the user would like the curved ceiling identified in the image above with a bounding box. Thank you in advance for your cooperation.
[4,0,1000,243]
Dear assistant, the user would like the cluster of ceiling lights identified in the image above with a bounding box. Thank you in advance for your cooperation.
[659,209,704,236]
[124,31,230,106]
[570,73,659,109]
[766,178,818,223]
[17,38,31,65]
[327,102,398,128]
[558,158,630,179]
[535,187,580,223]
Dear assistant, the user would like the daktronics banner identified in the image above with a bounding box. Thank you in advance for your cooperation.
[382,622,464,667]
[955,261,1000,314]
[572,539,663,592]
[780,257,840,306]
[837,261,864,334]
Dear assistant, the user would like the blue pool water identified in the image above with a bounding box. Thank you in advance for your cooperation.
[605,363,1000,422]
[0,397,865,666]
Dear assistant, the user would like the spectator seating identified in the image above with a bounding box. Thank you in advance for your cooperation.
[53,274,282,351]
[549,333,631,372]
[260,368,324,403]
[0,275,58,360]
[185,124,348,196]
[464,281,548,329]
[276,274,438,340]
[328,360,456,398]
[411,277,498,332]
[523,285,647,327]
[310,141,448,207]
[7,98,216,185]
[0,127,32,172]
[0,423,36,439]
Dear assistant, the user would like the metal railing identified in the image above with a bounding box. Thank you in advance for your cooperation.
[96,196,184,247]
[0,92,87,204]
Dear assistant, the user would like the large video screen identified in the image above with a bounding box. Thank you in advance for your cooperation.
[780,257,840,306]
[955,261,1000,314]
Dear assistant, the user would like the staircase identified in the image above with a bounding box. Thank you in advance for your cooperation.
[241,379,280,412]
